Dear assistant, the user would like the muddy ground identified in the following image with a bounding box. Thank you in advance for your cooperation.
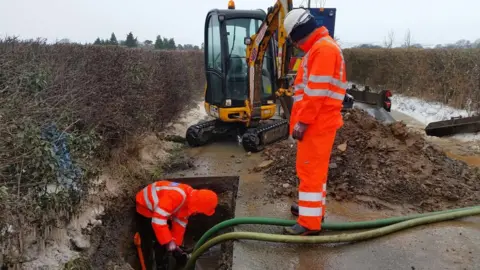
[165,124,480,270]
[262,109,480,213]
[21,102,479,270]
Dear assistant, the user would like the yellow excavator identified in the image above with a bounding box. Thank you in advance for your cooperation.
[185,0,347,152]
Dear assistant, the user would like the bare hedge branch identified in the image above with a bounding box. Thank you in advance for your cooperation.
[0,38,204,264]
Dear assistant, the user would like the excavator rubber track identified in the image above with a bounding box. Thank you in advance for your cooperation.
[186,118,246,147]
[242,118,290,152]
[186,118,290,152]
[185,119,219,147]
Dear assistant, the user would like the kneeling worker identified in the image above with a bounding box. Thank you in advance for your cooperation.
[135,180,218,269]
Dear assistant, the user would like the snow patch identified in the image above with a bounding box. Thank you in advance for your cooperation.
[22,205,105,270]
[165,101,211,137]
[346,82,478,142]
[391,95,476,124]
[391,95,479,142]
[23,241,78,270]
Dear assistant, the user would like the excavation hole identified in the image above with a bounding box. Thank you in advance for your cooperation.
[87,176,239,270]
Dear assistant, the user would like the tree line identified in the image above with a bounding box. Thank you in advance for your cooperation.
[92,32,203,50]
[352,29,480,49]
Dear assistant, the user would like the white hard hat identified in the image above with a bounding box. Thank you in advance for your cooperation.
[284,8,318,43]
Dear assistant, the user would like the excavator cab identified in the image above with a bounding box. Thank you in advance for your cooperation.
[187,1,293,152]
[203,9,278,122]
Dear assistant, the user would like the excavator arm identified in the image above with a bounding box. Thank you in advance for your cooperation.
[244,0,294,125]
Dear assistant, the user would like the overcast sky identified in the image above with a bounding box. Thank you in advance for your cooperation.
[1,0,479,47]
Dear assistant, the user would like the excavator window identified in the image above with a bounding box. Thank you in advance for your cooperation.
[207,15,222,71]
[225,18,274,102]
[206,14,224,104]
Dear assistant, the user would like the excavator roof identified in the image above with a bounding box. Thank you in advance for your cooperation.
[206,9,267,21]
[208,7,336,38]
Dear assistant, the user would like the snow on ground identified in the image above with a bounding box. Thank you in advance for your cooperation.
[165,101,211,137]
[346,82,479,142]
[391,95,476,125]
[391,94,480,142]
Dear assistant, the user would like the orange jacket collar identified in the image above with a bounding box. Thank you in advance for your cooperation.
[298,26,330,52]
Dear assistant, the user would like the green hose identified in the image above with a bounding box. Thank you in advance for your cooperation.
[194,205,478,250]
[185,206,480,270]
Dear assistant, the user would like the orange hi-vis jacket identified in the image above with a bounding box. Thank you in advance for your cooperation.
[289,26,347,135]
[135,180,193,246]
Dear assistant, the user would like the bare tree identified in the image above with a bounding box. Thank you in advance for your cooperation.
[403,29,412,48]
[57,38,70,44]
[383,30,395,48]
[455,39,472,48]
[474,38,480,48]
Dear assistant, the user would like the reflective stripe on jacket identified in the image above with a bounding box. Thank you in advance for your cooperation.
[290,26,347,134]
[135,180,193,245]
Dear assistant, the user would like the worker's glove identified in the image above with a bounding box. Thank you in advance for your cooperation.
[292,122,308,141]
[173,247,190,265]
[166,240,177,252]
[344,93,354,102]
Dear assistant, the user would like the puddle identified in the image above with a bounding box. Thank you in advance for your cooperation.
[445,151,480,167]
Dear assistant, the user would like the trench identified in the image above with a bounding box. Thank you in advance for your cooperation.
[85,176,239,270]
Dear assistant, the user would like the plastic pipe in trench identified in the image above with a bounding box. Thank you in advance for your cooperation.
[184,206,480,269]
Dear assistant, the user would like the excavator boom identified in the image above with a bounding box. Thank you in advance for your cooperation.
[245,0,293,124]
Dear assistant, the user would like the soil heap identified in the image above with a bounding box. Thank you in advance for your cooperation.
[262,109,480,212]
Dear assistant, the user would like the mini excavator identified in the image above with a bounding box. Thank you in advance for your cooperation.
[186,0,350,152]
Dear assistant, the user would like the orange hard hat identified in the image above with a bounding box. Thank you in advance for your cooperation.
[190,189,218,216]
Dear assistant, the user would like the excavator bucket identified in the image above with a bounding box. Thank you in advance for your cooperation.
[425,115,480,137]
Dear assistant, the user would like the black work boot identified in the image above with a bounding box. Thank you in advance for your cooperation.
[283,223,320,236]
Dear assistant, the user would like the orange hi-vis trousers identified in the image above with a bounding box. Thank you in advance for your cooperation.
[296,129,337,230]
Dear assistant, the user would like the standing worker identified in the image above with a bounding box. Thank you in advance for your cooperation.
[283,8,347,235]
[134,180,218,269]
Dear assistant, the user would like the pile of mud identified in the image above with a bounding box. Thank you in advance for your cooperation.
[263,109,480,212]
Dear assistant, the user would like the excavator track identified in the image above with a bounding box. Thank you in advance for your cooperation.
[242,119,290,152]
[185,119,218,147]
[186,119,243,147]
[186,118,290,152]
